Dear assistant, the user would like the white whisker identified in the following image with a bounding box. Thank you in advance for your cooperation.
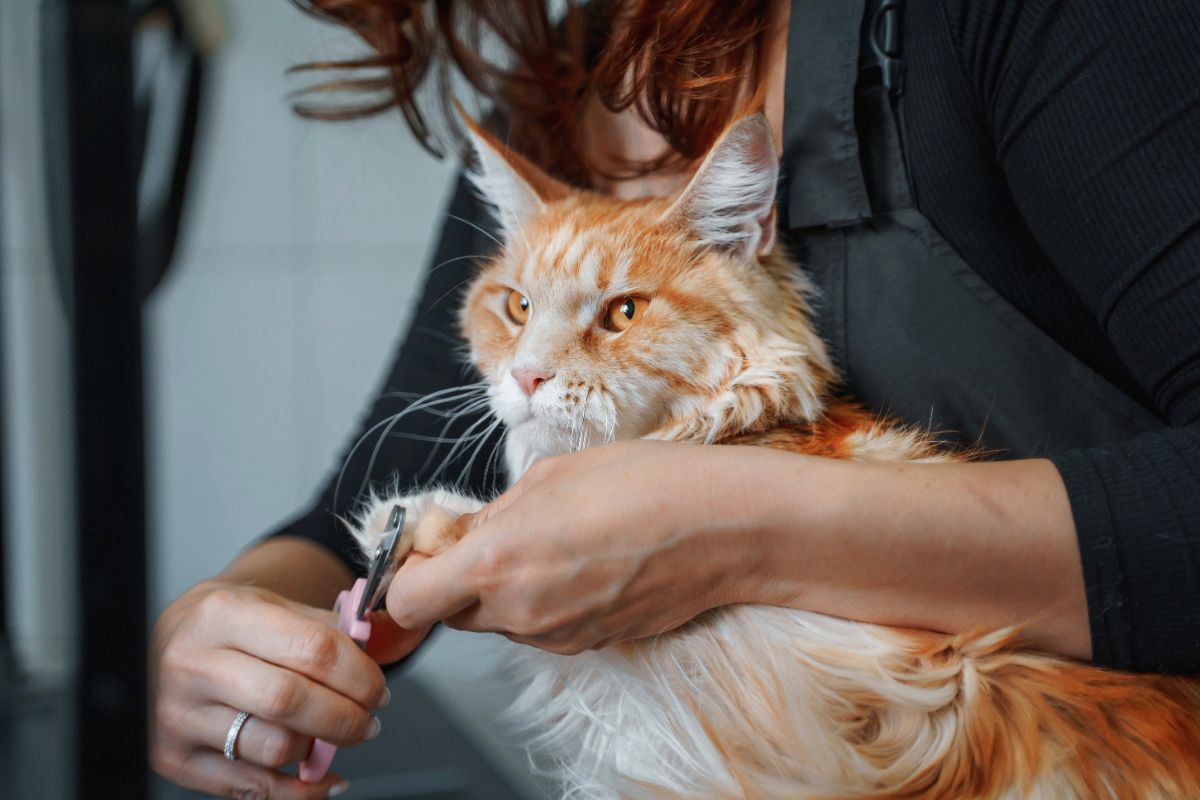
[428,252,487,275]
[446,212,504,249]
[483,426,509,495]
[456,416,504,489]
[362,391,489,489]
[333,382,488,509]
[427,409,500,484]
[415,394,495,475]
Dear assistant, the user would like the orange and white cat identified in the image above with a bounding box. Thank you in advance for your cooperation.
[352,114,1200,799]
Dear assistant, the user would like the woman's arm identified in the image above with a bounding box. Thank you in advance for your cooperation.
[383,440,1090,660]
[221,536,354,608]
[746,451,1089,660]
[936,0,1200,672]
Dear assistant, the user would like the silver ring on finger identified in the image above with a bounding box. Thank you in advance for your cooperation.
[223,710,251,761]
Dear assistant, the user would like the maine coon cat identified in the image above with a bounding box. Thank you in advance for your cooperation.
[351,113,1200,798]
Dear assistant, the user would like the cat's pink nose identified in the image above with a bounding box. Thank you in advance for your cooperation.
[512,367,555,396]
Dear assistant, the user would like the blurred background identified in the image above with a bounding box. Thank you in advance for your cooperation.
[1,0,542,796]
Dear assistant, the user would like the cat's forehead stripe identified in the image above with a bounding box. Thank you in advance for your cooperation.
[576,247,601,288]
[541,227,574,267]
[561,236,587,274]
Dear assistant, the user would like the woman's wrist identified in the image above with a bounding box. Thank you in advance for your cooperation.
[704,447,1092,660]
[686,444,828,611]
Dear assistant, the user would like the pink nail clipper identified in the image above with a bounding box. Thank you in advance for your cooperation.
[299,505,406,784]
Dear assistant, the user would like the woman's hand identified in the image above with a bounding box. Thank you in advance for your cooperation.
[151,568,429,799]
[384,440,767,653]
[384,441,1091,662]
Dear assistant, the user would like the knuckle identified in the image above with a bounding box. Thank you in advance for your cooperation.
[258,728,297,768]
[364,672,387,706]
[148,743,183,781]
[336,708,370,744]
[228,781,271,800]
[259,675,303,721]
[294,627,341,677]
[197,587,238,618]
[158,639,198,677]
[512,601,551,637]
[151,699,184,739]
[474,542,509,587]
[511,612,539,637]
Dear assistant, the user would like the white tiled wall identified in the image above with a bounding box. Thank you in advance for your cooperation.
[147,1,457,607]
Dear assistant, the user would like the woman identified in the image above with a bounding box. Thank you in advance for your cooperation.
[151,1,1200,797]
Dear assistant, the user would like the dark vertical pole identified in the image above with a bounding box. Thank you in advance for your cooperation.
[65,1,147,798]
[0,0,8,677]
[0,25,8,680]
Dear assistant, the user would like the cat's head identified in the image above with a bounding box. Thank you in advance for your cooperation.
[459,114,833,470]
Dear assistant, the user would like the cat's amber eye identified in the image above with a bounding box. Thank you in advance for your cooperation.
[506,290,531,325]
[604,295,650,332]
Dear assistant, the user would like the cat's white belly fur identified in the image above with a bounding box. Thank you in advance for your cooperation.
[504,608,1081,800]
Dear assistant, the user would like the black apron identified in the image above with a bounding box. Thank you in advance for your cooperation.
[779,0,1164,456]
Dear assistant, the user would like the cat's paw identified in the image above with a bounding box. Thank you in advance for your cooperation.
[351,489,485,569]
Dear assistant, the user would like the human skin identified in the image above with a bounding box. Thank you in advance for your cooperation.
[385,440,1091,660]
[150,537,427,799]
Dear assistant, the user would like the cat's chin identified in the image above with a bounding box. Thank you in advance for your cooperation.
[512,414,592,450]
[502,415,605,481]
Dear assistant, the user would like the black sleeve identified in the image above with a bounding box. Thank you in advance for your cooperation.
[945,0,1200,672]
[263,172,506,577]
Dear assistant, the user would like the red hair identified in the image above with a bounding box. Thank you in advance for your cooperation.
[289,0,769,185]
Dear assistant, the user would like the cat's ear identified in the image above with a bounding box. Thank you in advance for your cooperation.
[459,111,571,237]
[664,113,779,260]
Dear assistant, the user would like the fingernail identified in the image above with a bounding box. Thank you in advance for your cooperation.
[328,781,350,798]
[365,716,382,740]
[377,687,391,708]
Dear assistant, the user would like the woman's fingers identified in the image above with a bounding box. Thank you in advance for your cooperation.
[220,599,388,709]
[194,704,314,769]
[385,544,482,629]
[156,747,346,800]
[151,580,387,798]
[199,650,381,746]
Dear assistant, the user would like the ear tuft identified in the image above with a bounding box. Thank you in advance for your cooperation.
[665,113,779,259]
[458,108,570,238]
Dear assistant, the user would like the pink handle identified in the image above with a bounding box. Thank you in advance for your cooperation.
[298,578,372,783]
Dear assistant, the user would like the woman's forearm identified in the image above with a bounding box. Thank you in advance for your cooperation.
[220,536,354,609]
[723,448,1091,660]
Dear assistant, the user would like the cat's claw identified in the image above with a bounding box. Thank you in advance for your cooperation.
[352,489,486,578]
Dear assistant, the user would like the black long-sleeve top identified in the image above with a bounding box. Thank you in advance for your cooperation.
[268,0,1200,673]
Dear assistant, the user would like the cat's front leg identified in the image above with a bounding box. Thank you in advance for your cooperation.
[351,488,485,574]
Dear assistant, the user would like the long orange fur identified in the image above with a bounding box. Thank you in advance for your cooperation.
[352,115,1200,799]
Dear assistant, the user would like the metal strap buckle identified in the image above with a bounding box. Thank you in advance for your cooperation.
[860,0,905,95]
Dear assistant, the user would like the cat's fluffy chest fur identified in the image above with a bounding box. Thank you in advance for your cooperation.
[348,115,1200,799]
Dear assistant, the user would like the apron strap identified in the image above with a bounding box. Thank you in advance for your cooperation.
[781,0,872,230]
[782,0,917,228]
